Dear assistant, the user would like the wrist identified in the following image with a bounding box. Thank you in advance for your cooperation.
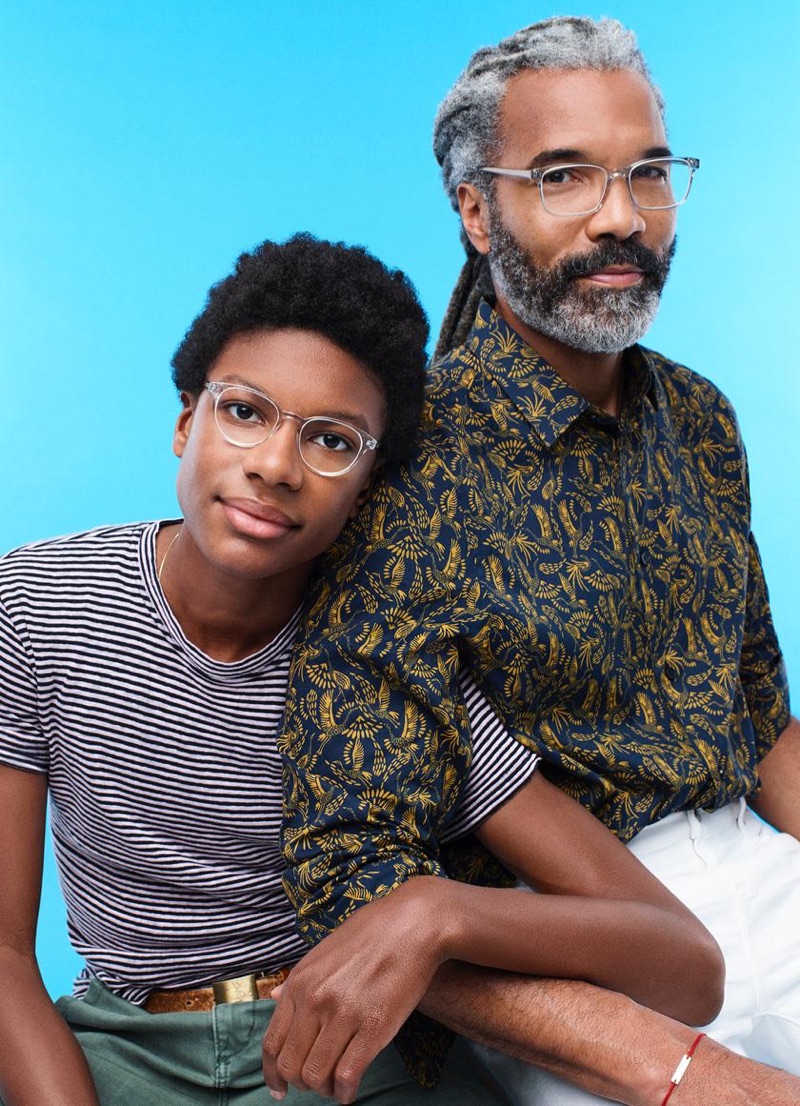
[660,1034,705,1106]
[630,1029,705,1106]
[400,875,465,965]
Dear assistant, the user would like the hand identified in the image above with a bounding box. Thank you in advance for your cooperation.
[262,877,449,1103]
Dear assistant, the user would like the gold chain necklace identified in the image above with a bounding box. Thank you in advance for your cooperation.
[157,526,182,586]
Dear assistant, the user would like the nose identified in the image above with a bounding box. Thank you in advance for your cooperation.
[243,419,304,490]
[585,174,646,240]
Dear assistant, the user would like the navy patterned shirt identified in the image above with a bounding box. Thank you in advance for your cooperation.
[279,300,789,947]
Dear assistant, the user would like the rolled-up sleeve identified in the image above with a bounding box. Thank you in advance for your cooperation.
[279,458,472,946]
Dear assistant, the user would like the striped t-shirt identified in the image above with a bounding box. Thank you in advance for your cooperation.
[0,522,537,1003]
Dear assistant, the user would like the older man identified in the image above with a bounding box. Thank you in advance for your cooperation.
[267,17,800,1106]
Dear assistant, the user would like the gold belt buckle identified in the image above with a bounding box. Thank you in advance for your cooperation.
[212,973,260,1004]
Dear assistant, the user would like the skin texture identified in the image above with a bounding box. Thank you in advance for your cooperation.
[261,772,724,1102]
[0,765,101,1106]
[751,715,800,838]
[457,67,677,415]
[419,966,800,1106]
[165,328,385,661]
[0,328,386,1106]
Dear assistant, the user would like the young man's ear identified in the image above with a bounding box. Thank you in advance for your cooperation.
[457,182,491,256]
[348,461,383,518]
[173,392,198,459]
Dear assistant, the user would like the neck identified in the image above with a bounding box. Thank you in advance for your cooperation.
[156,523,307,662]
[495,297,625,417]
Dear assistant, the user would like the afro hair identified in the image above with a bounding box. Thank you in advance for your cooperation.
[171,233,429,464]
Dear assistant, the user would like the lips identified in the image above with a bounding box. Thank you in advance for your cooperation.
[219,497,299,540]
[582,265,644,288]
[560,239,665,285]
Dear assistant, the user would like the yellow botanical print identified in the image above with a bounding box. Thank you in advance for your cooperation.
[277,300,789,1085]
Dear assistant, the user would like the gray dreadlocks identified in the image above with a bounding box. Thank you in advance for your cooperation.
[432,16,665,357]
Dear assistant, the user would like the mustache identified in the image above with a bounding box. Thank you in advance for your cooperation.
[558,237,677,282]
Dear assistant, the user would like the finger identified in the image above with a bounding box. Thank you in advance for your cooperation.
[333,1021,397,1105]
[262,995,291,1097]
[262,991,302,1093]
[294,1021,360,1100]
[263,998,324,1095]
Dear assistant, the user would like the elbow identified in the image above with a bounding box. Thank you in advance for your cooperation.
[633,914,726,1026]
[667,931,726,1027]
[690,933,726,1026]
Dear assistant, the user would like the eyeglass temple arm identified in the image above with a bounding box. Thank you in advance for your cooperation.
[481,166,539,181]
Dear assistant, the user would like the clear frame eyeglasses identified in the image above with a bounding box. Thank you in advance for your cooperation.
[204,381,380,477]
[480,156,700,217]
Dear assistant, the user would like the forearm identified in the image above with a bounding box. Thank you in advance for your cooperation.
[419,963,800,1106]
[436,878,722,1025]
[419,962,679,1105]
[0,949,100,1106]
[751,715,800,837]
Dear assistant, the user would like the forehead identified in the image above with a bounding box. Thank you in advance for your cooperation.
[208,328,386,425]
[496,68,667,161]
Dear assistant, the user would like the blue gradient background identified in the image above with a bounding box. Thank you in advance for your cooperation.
[2,2,798,998]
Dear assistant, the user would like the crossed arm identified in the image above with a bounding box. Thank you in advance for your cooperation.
[425,719,800,1106]
[263,770,725,1101]
[419,966,800,1106]
[264,720,800,1104]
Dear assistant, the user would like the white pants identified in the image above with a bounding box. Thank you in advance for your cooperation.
[474,801,800,1104]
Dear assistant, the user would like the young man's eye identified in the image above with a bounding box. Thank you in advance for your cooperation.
[309,431,353,453]
[223,401,261,424]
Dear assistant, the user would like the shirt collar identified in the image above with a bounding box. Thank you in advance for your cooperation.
[468,301,656,448]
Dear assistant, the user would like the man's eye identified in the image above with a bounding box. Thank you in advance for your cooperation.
[545,168,578,185]
[310,431,353,453]
[632,163,669,181]
[223,401,261,424]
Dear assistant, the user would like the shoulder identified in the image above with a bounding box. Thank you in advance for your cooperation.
[642,347,743,445]
[0,523,155,612]
[2,522,150,573]
[425,333,490,428]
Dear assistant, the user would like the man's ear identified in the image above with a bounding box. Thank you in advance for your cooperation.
[457,182,491,256]
[173,392,197,459]
[348,461,382,518]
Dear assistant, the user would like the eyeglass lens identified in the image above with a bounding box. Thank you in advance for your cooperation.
[213,385,366,474]
[541,159,693,215]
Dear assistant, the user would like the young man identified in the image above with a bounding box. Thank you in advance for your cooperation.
[0,233,724,1105]
[269,17,800,1106]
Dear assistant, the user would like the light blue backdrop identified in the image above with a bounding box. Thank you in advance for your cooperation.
[2,1,798,998]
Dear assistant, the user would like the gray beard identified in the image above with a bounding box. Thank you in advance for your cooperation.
[488,216,676,354]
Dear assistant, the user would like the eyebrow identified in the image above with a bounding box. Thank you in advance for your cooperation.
[526,144,673,168]
[214,374,375,432]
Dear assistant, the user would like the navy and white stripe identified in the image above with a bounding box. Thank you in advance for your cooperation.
[0,522,537,1002]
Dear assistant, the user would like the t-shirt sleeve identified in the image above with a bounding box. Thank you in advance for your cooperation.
[740,532,790,758]
[440,668,538,843]
[0,596,48,773]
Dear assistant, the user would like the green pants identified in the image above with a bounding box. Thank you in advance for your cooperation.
[43,980,511,1105]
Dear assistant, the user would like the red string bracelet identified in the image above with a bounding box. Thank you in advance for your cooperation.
[660,1032,706,1106]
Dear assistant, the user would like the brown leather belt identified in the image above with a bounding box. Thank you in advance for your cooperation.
[144,967,292,1013]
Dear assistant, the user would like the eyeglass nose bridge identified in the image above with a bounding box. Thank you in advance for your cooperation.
[591,166,640,214]
[247,409,331,484]
[269,406,306,443]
